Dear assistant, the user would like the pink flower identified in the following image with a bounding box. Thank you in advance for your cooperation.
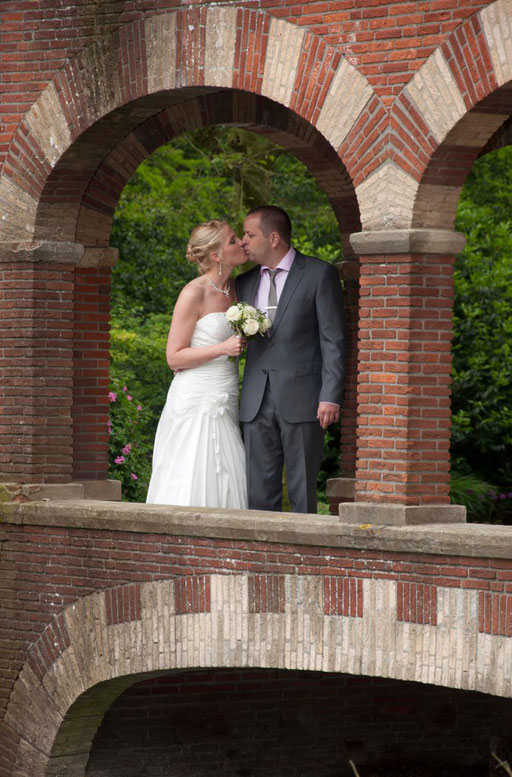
[123,386,127,392]
[127,395,132,401]
[108,392,117,402]
[130,473,138,480]
[114,455,125,465]
[122,444,132,455]
[137,405,142,411]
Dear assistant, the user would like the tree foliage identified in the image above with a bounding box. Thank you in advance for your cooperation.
[452,148,512,489]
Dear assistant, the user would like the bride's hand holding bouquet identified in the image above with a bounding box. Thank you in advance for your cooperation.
[225,303,271,361]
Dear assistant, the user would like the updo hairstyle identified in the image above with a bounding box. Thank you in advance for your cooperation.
[186,220,227,275]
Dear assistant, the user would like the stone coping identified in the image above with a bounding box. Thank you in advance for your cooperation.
[349,228,466,256]
[1,499,512,560]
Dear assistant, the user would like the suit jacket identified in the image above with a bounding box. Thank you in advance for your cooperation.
[235,250,346,423]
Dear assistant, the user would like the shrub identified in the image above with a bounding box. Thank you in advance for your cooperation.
[108,381,153,502]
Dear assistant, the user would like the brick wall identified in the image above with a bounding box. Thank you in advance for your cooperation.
[2,516,512,692]
[72,267,111,481]
[0,263,74,483]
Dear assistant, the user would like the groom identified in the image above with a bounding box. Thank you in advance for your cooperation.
[236,206,346,513]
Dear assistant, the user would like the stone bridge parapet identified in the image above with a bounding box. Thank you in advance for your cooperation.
[1,502,512,774]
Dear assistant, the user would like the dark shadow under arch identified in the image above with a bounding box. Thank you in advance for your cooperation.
[85,667,512,776]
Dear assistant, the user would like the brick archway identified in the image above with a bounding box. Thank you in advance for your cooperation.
[380,0,512,232]
[5,573,512,776]
[0,6,371,489]
[2,0,512,502]
[0,6,379,247]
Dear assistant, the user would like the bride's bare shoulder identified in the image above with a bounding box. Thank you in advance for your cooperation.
[174,278,205,315]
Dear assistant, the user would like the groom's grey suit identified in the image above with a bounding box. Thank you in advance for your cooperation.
[235,250,346,513]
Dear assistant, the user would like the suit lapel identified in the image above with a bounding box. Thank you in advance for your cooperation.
[237,266,260,306]
[269,251,306,336]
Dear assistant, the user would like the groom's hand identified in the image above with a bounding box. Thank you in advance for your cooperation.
[317,402,340,430]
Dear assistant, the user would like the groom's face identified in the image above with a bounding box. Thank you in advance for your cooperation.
[242,215,272,265]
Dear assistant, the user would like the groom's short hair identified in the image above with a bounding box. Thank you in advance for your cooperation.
[248,206,292,245]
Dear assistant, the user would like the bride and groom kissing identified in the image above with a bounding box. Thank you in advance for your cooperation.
[146,206,346,514]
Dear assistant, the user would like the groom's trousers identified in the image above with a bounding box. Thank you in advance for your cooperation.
[242,382,325,514]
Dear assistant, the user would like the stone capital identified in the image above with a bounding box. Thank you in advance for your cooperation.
[0,241,118,267]
[349,229,466,257]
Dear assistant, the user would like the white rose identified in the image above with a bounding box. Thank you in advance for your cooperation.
[260,317,272,332]
[243,305,257,316]
[226,305,242,322]
[243,319,259,336]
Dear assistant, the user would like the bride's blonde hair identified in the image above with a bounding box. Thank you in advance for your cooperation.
[186,220,227,275]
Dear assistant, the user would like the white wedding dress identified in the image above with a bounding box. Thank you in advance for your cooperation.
[146,312,247,509]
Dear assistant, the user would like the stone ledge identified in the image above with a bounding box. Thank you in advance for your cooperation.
[0,242,118,266]
[0,241,84,264]
[80,246,119,267]
[349,229,466,256]
[0,480,121,503]
[1,499,511,560]
[0,482,85,503]
[75,480,122,501]
[327,477,356,499]
[339,501,466,527]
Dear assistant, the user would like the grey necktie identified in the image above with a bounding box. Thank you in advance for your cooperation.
[267,268,281,323]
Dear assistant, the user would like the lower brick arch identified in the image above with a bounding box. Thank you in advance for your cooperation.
[85,668,512,777]
[5,573,512,775]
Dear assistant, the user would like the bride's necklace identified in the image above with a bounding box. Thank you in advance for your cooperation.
[208,277,231,298]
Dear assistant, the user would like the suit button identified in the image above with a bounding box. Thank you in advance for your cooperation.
[262,369,268,374]
[268,342,273,348]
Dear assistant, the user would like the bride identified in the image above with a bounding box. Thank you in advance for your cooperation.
[146,220,248,508]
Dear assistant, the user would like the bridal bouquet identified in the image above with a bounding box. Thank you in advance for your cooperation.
[225,302,271,360]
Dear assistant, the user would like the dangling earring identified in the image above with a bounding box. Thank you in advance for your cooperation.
[218,260,222,277]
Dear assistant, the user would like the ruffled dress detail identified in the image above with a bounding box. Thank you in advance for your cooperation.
[146,312,247,509]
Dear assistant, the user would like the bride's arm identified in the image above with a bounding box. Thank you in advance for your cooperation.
[166,285,243,371]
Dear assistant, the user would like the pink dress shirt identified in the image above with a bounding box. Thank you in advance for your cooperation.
[253,247,295,314]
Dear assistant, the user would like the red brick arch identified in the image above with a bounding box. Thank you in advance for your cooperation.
[0,7,379,488]
[4,572,512,776]
[0,6,387,247]
[71,91,361,254]
[385,0,512,231]
[2,2,512,243]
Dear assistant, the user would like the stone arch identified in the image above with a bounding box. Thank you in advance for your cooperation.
[5,573,512,775]
[0,6,387,248]
[361,0,512,232]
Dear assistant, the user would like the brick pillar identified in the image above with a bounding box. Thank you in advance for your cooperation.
[327,259,359,514]
[0,243,120,501]
[0,244,82,488]
[340,229,468,526]
[73,262,114,482]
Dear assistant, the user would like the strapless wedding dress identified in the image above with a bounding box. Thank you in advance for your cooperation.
[146,312,247,509]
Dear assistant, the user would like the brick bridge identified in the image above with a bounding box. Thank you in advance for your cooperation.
[2,0,512,774]
[2,502,512,775]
